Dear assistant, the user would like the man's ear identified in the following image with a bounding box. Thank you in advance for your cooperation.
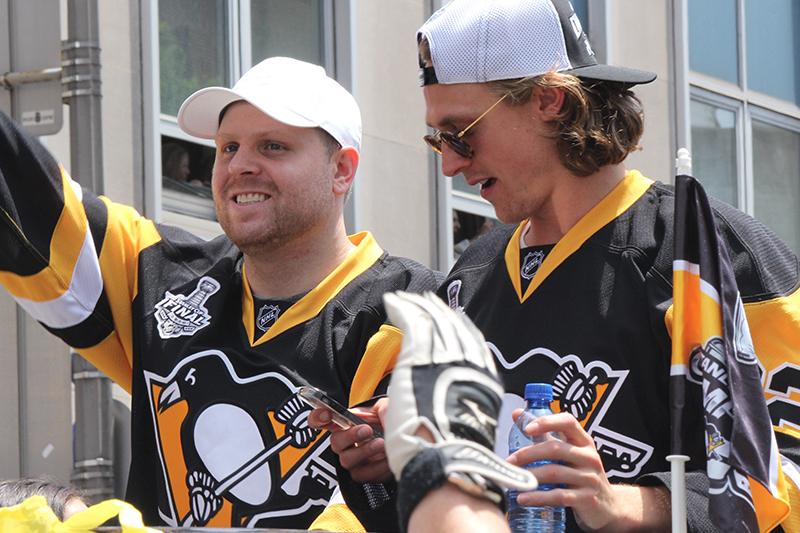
[333,146,359,196]
[531,86,565,122]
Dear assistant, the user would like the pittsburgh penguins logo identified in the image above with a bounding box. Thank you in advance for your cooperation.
[490,345,653,480]
[144,351,338,528]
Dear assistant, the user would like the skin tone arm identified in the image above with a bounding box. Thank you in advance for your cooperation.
[506,411,671,532]
[408,481,509,533]
[407,424,509,533]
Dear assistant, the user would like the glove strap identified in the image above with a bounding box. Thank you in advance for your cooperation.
[397,443,510,532]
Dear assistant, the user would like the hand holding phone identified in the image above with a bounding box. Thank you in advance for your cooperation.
[297,385,383,438]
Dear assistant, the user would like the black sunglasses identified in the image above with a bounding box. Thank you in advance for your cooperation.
[423,93,509,159]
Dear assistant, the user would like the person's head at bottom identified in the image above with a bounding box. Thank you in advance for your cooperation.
[0,477,87,521]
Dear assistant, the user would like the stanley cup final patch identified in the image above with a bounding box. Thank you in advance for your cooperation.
[155,276,221,339]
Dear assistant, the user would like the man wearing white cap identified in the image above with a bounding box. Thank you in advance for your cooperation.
[326,0,800,531]
[0,57,439,530]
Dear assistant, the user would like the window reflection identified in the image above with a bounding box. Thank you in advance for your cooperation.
[689,0,738,84]
[453,209,496,259]
[161,136,214,202]
[690,99,738,207]
[158,0,230,118]
[752,120,800,253]
[250,0,325,66]
[745,0,800,105]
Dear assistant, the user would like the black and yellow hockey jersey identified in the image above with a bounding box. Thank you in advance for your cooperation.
[0,113,441,530]
[440,170,800,532]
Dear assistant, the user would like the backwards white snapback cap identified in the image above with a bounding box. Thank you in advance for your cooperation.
[417,0,656,86]
[178,57,362,151]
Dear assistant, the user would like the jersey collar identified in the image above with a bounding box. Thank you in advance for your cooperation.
[504,170,654,303]
[242,231,384,345]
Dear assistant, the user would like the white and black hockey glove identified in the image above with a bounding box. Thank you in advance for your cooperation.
[383,291,537,532]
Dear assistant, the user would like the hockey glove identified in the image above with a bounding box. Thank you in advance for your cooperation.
[383,291,537,531]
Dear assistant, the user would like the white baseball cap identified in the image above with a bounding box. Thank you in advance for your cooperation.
[417,0,656,86]
[178,56,362,151]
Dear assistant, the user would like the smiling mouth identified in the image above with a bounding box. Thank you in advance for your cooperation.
[235,193,269,205]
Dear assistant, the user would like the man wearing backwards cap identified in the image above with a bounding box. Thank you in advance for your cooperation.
[327,0,800,531]
[0,57,440,530]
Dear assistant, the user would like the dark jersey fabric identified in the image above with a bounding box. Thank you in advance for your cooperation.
[439,170,800,532]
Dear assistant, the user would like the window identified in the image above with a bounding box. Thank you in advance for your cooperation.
[688,0,800,253]
[158,0,331,222]
[434,0,593,268]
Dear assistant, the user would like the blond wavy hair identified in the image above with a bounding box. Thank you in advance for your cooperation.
[418,38,645,176]
[487,73,644,176]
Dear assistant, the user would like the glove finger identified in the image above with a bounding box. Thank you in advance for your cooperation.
[384,292,436,367]
[437,440,538,492]
[405,293,464,366]
[424,294,491,370]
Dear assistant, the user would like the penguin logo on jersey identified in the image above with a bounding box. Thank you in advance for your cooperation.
[155,277,220,339]
[520,250,545,280]
[491,344,654,479]
[144,350,337,528]
[256,304,281,332]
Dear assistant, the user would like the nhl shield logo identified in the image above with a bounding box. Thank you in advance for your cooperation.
[521,250,546,280]
[256,304,281,332]
[155,276,220,339]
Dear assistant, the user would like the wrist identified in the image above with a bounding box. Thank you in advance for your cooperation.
[581,485,671,533]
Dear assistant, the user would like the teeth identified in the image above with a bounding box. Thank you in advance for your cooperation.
[235,193,267,204]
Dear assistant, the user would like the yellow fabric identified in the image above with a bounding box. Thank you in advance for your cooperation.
[76,332,133,393]
[309,502,366,532]
[782,472,800,533]
[744,286,800,442]
[666,257,799,530]
[99,198,161,376]
[670,267,723,369]
[504,170,653,303]
[349,324,403,407]
[0,496,157,532]
[665,286,800,442]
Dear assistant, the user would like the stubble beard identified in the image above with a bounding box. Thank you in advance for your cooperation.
[216,187,333,257]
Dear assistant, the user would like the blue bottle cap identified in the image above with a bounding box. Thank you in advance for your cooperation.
[523,382,553,401]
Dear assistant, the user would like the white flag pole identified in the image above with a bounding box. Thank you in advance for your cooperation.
[668,147,693,533]
[666,454,690,533]
[676,147,692,176]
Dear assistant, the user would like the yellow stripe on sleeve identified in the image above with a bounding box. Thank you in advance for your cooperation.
[98,199,161,366]
[349,324,402,407]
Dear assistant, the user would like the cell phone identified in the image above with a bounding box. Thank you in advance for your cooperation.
[297,385,383,438]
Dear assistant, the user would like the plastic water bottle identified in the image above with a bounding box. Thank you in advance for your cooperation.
[507,383,566,533]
